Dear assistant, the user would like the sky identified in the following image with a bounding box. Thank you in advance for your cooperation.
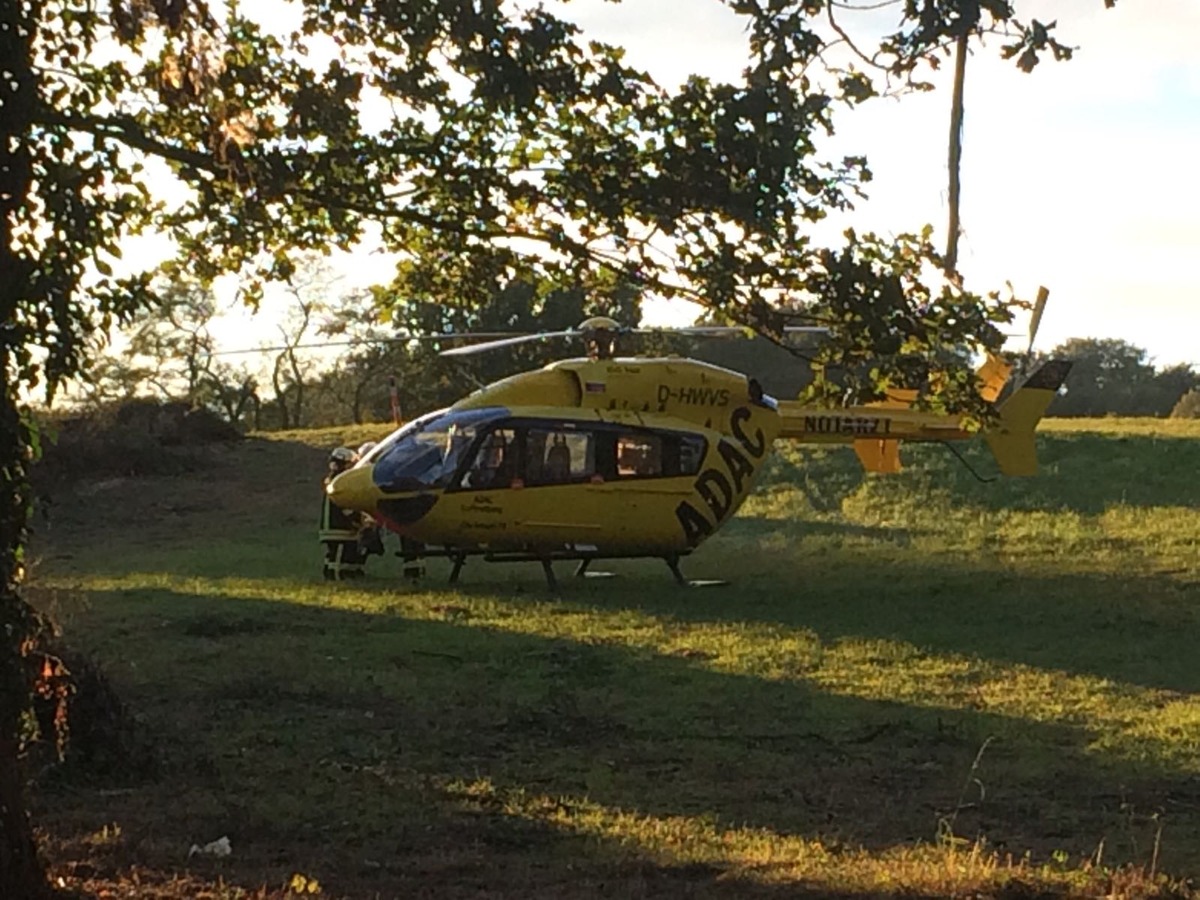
[207,0,1198,369]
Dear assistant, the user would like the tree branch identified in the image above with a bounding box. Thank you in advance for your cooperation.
[826,2,890,71]
[34,107,221,175]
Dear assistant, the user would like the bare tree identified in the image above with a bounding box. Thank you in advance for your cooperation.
[264,259,338,429]
[84,274,258,425]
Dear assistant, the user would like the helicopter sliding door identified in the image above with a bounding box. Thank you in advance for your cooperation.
[432,418,706,555]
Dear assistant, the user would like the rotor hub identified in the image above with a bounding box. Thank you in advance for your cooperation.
[578,316,622,360]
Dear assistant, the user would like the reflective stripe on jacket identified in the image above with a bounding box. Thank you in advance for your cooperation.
[319,495,361,542]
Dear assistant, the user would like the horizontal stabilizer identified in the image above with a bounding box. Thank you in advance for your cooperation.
[976,353,1013,404]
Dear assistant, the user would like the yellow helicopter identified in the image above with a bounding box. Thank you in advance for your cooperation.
[327,316,1070,588]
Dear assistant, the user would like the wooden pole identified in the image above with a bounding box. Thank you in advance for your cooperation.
[389,375,402,425]
[945,30,969,281]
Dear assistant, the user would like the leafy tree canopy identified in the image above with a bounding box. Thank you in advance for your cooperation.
[1041,338,1199,418]
[11,0,1071,418]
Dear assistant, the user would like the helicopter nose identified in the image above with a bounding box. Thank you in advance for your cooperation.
[327,464,381,514]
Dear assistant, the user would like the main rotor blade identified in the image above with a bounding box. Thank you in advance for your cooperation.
[632,325,749,336]
[631,325,830,338]
[213,332,524,356]
[440,331,572,357]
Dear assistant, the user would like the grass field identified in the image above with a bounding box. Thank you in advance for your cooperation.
[26,417,1200,899]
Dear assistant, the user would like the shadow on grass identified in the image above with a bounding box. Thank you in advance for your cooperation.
[36,586,1200,899]
[854,434,1200,518]
[624,554,1200,698]
[782,431,1200,516]
[726,514,921,545]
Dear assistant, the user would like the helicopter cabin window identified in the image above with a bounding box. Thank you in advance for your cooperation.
[678,434,705,476]
[372,407,507,492]
[616,434,662,478]
[523,427,595,485]
[463,427,520,490]
[614,431,706,479]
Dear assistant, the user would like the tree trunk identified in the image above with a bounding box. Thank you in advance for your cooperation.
[271,357,291,430]
[0,379,49,900]
[1,378,50,900]
[0,0,51,891]
[231,381,256,428]
[0,730,46,900]
[289,351,304,428]
[352,378,369,425]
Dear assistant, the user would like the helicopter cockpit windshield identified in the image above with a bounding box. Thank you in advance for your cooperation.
[372,407,508,492]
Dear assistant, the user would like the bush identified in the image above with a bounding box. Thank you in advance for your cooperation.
[34,399,241,484]
[1172,389,1200,418]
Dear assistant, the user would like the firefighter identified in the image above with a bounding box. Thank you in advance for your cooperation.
[319,447,367,580]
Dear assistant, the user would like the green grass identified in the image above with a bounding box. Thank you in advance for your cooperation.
[27,420,1200,898]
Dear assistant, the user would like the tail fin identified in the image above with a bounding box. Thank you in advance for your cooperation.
[982,360,1072,476]
[976,352,1013,404]
[854,439,901,473]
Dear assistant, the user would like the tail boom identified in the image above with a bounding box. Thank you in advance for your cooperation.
[773,359,1071,476]
[774,403,972,444]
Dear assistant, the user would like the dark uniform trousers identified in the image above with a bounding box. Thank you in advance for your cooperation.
[319,495,366,580]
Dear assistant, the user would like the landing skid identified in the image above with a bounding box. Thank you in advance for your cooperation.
[574,559,616,579]
[665,554,728,589]
[405,546,715,590]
